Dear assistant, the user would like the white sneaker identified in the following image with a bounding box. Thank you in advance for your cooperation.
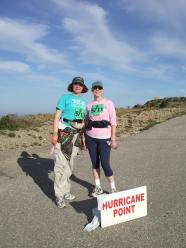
[56,197,66,208]
[64,193,75,200]
[83,215,100,232]
[91,186,103,197]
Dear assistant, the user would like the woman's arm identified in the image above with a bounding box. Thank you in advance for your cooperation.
[51,109,61,145]
[108,100,118,149]
[111,125,118,149]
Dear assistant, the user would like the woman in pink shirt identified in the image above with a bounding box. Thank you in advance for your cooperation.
[85,81,117,197]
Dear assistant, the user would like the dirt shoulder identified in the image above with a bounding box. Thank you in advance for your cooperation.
[0,107,185,151]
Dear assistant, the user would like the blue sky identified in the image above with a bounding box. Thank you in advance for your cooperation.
[0,0,186,114]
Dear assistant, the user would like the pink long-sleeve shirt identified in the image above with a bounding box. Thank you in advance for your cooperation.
[86,98,117,139]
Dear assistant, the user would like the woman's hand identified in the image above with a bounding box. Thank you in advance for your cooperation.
[83,144,87,151]
[111,139,118,149]
[51,134,58,145]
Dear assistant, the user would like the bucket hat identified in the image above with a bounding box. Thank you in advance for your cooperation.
[67,76,88,93]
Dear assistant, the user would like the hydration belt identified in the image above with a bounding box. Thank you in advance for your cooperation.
[85,120,111,130]
[63,118,83,123]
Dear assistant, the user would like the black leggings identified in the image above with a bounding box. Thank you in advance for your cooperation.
[85,135,113,177]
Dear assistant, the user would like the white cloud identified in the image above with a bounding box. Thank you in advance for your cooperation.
[0,61,29,72]
[120,0,186,29]
[0,18,67,65]
[119,0,186,75]
[52,0,144,71]
[141,65,173,80]
[51,0,177,80]
[60,69,108,82]
[26,74,65,88]
[152,33,186,58]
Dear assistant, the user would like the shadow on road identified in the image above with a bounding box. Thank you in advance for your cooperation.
[17,151,95,206]
[70,198,97,223]
[70,174,94,197]
[17,151,55,202]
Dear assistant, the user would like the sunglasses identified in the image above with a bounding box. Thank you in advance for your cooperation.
[92,86,103,90]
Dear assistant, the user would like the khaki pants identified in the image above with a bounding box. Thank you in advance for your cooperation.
[54,143,79,199]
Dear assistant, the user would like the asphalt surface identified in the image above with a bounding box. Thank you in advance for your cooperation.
[0,116,186,248]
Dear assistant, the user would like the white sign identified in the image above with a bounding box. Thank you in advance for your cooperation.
[97,186,147,228]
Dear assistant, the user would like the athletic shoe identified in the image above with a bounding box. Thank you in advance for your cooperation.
[91,186,103,197]
[83,215,100,232]
[56,197,66,208]
[64,193,75,200]
[110,188,117,194]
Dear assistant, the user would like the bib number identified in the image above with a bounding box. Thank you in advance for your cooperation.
[90,104,104,116]
[74,107,86,119]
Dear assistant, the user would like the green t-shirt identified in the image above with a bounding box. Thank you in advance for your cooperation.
[56,93,87,123]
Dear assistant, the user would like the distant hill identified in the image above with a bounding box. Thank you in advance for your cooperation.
[133,97,186,109]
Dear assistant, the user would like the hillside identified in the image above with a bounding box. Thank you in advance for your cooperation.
[0,97,186,151]
[136,96,186,109]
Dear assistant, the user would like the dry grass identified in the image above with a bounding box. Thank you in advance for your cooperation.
[116,107,144,117]
[0,114,54,131]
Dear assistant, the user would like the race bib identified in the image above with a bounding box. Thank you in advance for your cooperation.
[74,107,86,119]
[90,104,104,116]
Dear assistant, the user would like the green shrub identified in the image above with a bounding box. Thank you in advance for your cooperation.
[133,104,143,109]
[0,115,18,130]
[159,101,169,108]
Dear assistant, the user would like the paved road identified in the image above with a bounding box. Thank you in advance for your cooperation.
[0,116,186,248]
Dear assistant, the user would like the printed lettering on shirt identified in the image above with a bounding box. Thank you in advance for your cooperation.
[90,104,104,116]
[72,98,86,107]
[74,107,86,119]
